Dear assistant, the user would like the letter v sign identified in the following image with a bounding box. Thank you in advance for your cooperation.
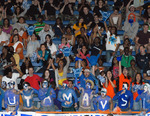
[100,100,107,109]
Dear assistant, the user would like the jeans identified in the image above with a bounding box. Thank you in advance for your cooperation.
[106,50,114,62]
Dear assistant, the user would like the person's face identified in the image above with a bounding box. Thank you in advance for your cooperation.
[79,38,83,44]
[94,15,99,22]
[113,57,118,64]
[84,71,90,77]
[136,74,141,82]
[13,35,19,43]
[82,46,87,53]
[68,81,73,88]
[114,10,118,15]
[107,71,112,79]
[46,36,51,43]
[25,59,29,65]
[140,46,145,54]
[124,48,129,55]
[98,0,103,6]
[29,68,34,75]
[56,57,60,63]
[44,25,50,31]
[147,8,150,13]
[31,34,36,40]
[59,60,64,67]
[95,38,100,43]
[7,72,12,78]
[98,58,103,66]
[123,68,128,76]
[66,28,71,34]
[111,27,116,34]
[45,70,50,78]
[41,45,46,51]
[130,6,135,12]
[4,19,8,25]
[49,0,53,4]
[56,19,60,24]
[16,7,20,13]
[2,47,6,53]
[79,18,84,23]
[124,39,129,45]
[62,38,67,44]
[13,30,18,34]
[38,18,43,23]
[80,28,85,33]
[130,61,135,66]
[83,7,88,15]
[143,25,149,32]
[19,18,24,24]
[101,92,106,97]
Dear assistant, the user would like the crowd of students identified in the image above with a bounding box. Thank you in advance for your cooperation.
[0,0,150,115]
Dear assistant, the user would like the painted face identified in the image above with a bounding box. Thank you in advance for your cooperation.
[8,81,15,89]
[86,82,91,89]
[23,84,28,91]
[122,83,128,90]
[144,85,148,93]
[42,81,48,88]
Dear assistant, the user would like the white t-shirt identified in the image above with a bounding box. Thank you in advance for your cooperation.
[119,45,133,51]
[47,43,57,59]
[106,31,120,51]
[0,31,9,45]
[2,73,20,90]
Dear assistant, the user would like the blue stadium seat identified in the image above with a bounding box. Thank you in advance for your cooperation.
[107,1,114,5]
[43,21,55,25]
[34,73,43,77]
[74,10,79,15]
[103,62,112,67]
[26,20,37,25]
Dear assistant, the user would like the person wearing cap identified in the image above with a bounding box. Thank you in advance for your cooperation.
[93,88,113,112]
[58,80,78,111]
[0,26,9,50]
[4,80,20,115]
[113,82,133,112]
[79,68,99,89]
[75,78,98,111]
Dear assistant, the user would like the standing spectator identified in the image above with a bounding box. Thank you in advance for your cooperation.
[34,15,45,35]
[109,7,122,30]
[80,6,94,27]
[135,24,150,54]
[0,26,9,50]
[52,17,65,38]
[104,22,120,62]
[38,24,55,44]
[44,0,58,21]
[58,80,78,111]
[122,13,139,40]
[113,82,133,111]
[25,67,42,90]
[2,67,23,90]
[136,45,150,71]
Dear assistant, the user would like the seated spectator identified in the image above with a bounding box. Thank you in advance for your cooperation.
[93,0,107,17]
[135,24,150,54]
[9,29,23,43]
[103,71,116,99]
[41,69,54,84]
[37,44,50,65]
[12,6,27,24]
[54,57,70,88]
[8,34,24,60]
[109,56,119,79]
[26,33,40,58]
[0,25,9,50]
[44,0,58,20]
[63,26,75,46]
[26,0,42,20]
[136,45,150,71]
[58,37,70,50]
[34,15,45,35]
[113,82,133,111]
[109,7,122,30]
[122,13,139,40]
[38,24,55,44]
[118,60,132,91]
[59,0,74,21]
[2,67,23,90]
[121,47,134,68]
[44,34,57,59]
[73,17,87,37]
[143,60,150,83]
[78,0,91,16]
[0,46,16,75]
[131,73,144,111]
[128,60,141,81]
[104,22,120,62]
[25,67,42,90]
[2,18,13,36]
[119,37,133,55]
[80,6,94,27]
[52,17,65,38]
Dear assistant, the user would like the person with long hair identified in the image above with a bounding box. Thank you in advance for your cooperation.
[103,70,116,99]
[44,34,57,59]
[132,73,144,111]
[2,18,13,35]
[73,17,87,37]
[42,69,54,84]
